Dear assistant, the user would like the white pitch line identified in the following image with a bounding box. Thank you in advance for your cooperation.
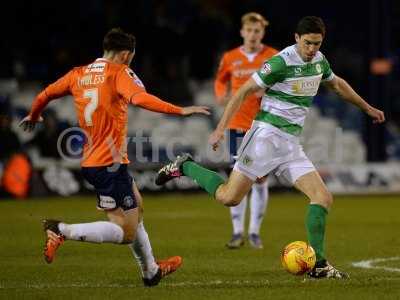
[352,257,400,272]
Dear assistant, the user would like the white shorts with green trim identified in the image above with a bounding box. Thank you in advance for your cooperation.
[233,123,315,185]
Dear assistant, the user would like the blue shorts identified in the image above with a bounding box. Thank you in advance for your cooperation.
[81,164,137,211]
[228,129,246,167]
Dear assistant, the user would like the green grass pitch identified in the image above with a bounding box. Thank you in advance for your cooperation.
[0,193,399,299]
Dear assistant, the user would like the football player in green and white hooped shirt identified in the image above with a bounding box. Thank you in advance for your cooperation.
[155,16,385,278]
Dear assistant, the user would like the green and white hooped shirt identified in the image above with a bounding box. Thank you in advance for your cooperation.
[252,44,335,140]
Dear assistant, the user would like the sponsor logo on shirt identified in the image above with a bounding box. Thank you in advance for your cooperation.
[291,77,321,95]
[85,62,106,73]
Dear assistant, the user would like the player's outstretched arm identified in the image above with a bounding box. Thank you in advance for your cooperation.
[209,78,263,150]
[20,71,73,132]
[324,75,385,124]
[131,92,210,116]
[19,90,51,132]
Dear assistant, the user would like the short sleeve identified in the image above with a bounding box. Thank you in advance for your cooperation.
[321,56,335,81]
[252,55,286,88]
[116,67,146,100]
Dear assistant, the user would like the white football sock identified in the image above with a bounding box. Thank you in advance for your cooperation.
[128,222,158,279]
[249,181,269,235]
[58,221,124,243]
[230,195,248,235]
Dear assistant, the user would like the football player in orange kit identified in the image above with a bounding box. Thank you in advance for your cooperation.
[19,28,209,287]
[214,12,278,249]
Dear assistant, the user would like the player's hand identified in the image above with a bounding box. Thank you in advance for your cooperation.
[182,106,210,116]
[366,106,385,124]
[19,115,43,132]
[208,130,224,151]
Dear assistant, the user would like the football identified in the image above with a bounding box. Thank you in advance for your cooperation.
[281,241,316,275]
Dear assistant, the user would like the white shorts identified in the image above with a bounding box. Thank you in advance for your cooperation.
[233,124,315,185]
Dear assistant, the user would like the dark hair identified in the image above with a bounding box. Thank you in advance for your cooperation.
[103,28,136,53]
[295,16,325,37]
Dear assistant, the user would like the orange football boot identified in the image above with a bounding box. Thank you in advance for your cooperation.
[157,256,183,277]
[143,256,183,287]
[43,219,65,264]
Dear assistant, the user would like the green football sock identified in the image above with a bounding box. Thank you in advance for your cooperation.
[306,204,328,262]
[182,161,225,197]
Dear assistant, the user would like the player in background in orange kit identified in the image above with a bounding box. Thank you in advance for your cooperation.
[214,12,278,249]
[19,28,210,287]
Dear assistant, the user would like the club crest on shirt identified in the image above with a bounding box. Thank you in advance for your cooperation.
[260,62,272,75]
